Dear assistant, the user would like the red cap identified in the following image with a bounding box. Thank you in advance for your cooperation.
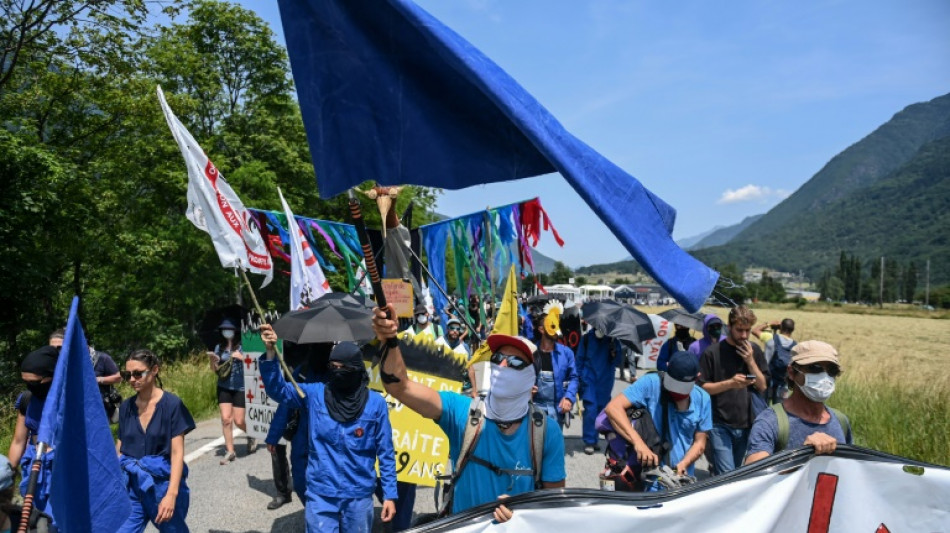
[486,334,537,363]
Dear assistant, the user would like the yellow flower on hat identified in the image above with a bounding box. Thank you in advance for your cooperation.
[542,300,563,337]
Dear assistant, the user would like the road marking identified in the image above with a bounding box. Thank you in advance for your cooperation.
[185,429,245,464]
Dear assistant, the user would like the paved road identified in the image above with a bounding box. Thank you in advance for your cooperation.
[161,372,705,532]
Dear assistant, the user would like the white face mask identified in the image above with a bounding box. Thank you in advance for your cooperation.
[222,330,235,340]
[416,314,429,325]
[594,329,605,339]
[800,372,835,402]
[485,363,535,422]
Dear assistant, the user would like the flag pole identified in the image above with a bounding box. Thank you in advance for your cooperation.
[238,268,305,398]
[17,442,47,533]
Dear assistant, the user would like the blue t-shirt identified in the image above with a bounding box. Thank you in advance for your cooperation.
[621,373,712,480]
[746,405,851,457]
[118,392,196,460]
[215,344,245,391]
[438,391,565,514]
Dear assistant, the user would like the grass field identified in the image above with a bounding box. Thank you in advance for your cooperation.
[639,305,950,466]
[2,305,948,467]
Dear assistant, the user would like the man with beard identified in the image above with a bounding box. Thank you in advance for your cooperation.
[371,305,566,524]
[435,318,471,359]
[259,326,396,533]
[699,306,769,475]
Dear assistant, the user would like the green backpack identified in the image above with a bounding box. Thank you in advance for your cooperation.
[771,403,852,452]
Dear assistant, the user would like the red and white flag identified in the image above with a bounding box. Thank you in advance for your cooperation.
[157,86,273,287]
[278,187,330,310]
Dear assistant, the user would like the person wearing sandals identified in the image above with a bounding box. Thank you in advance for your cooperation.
[116,349,196,532]
[208,319,254,464]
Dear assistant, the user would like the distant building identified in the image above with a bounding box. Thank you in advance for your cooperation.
[579,284,614,301]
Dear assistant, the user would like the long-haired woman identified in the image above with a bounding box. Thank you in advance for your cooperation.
[116,349,195,532]
[208,319,253,464]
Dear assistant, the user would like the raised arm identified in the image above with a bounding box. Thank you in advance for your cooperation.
[259,325,305,409]
[372,305,443,421]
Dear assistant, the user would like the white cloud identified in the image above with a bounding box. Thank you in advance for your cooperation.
[718,185,791,204]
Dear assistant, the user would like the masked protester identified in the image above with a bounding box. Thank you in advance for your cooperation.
[604,351,712,490]
[116,349,196,533]
[8,345,60,527]
[207,319,253,464]
[533,301,579,431]
[576,327,623,454]
[404,304,443,341]
[657,324,696,371]
[258,330,396,533]
[745,341,852,464]
[371,305,566,524]
[688,314,725,360]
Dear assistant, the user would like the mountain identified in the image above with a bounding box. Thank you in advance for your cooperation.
[735,92,950,242]
[695,135,950,284]
[690,214,764,250]
[677,226,726,250]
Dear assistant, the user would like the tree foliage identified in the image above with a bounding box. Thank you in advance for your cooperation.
[0,0,439,391]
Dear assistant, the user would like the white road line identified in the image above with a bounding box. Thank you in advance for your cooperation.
[184,429,245,464]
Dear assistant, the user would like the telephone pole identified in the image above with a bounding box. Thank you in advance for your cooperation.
[925,259,931,307]
[879,256,885,308]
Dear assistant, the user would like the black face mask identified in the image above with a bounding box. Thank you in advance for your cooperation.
[330,368,365,394]
[26,381,52,400]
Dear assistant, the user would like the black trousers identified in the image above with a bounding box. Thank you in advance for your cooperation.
[271,443,292,498]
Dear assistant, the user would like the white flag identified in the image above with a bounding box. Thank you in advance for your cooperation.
[278,187,330,310]
[157,86,273,287]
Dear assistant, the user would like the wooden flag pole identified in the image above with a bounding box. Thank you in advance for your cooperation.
[238,269,305,398]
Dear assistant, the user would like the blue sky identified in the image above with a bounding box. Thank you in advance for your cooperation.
[235,0,950,267]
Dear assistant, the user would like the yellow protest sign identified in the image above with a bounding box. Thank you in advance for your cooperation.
[364,331,467,487]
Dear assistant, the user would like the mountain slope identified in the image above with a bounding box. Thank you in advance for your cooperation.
[736,92,950,242]
[694,136,950,284]
[691,214,764,250]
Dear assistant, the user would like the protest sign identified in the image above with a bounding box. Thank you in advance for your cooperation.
[382,278,414,318]
[240,331,279,440]
[638,315,671,370]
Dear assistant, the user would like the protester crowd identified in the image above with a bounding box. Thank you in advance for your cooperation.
[4,302,852,532]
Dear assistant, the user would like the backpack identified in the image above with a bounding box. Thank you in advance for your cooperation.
[768,334,797,385]
[594,390,672,492]
[434,397,547,517]
[770,403,852,453]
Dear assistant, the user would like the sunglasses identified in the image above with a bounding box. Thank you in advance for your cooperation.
[448,326,462,332]
[490,352,532,370]
[120,370,150,381]
[793,363,841,378]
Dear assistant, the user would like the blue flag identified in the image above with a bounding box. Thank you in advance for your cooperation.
[278,0,718,311]
[38,297,131,532]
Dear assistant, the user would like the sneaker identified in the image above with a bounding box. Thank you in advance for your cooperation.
[583,445,595,455]
[219,451,236,465]
[246,436,257,454]
[267,495,291,510]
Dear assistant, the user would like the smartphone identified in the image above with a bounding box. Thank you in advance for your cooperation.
[745,374,756,380]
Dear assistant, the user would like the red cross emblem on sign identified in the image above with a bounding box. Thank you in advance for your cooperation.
[246,390,254,403]
[244,356,253,369]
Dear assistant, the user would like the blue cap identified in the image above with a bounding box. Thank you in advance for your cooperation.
[667,351,699,382]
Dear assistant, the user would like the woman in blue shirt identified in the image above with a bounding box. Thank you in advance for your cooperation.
[116,349,196,533]
[207,319,252,464]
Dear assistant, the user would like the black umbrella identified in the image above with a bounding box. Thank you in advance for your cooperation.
[659,308,707,332]
[581,299,656,349]
[273,293,376,344]
[198,304,248,351]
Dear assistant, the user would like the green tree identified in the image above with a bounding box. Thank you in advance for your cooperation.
[903,262,918,302]
[549,261,573,285]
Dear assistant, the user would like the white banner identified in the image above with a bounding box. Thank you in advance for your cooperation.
[639,315,671,370]
[436,453,950,532]
[278,187,330,309]
[157,86,273,287]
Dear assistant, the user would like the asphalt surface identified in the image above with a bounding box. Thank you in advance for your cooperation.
[162,371,707,532]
